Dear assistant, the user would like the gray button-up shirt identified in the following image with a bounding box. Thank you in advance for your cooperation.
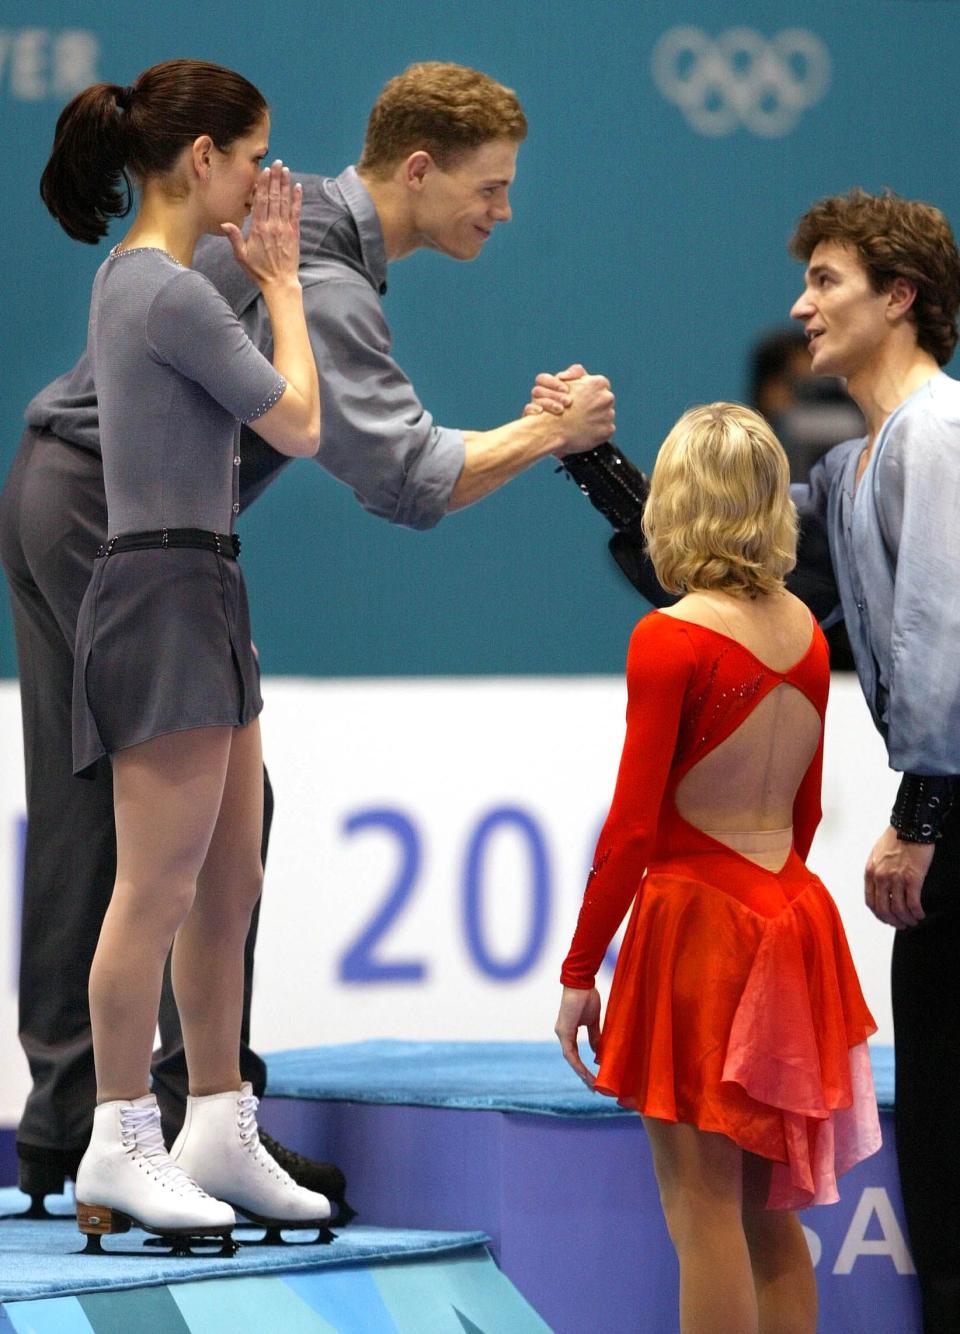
[25,167,465,531]
[794,371,960,775]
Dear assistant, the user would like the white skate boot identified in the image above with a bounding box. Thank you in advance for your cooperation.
[75,1094,235,1246]
[171,1083,332,1238]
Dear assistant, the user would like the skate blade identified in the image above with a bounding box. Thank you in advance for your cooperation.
[233,1212,336,1246]
[81,1229,237,1258]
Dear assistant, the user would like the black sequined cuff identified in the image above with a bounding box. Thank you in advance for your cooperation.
[560,442,650,532]
[890,772,957,843]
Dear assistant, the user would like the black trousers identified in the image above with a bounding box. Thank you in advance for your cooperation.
[892,804,960,1334]
[0,427,268,1161]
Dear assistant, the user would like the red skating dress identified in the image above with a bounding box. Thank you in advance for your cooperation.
[561,610,881,1209]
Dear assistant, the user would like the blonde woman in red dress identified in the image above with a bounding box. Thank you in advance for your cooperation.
[555,403,880,1334]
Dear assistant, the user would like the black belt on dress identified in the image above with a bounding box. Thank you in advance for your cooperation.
[96,528,240,560]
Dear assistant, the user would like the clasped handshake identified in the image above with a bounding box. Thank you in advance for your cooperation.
[524,363,616,455]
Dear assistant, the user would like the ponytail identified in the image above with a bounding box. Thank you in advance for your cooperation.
[40,83,133,244]
[39,59,267,246]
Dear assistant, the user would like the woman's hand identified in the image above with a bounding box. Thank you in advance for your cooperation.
[554,985,602,1087]
[221,159,302,291]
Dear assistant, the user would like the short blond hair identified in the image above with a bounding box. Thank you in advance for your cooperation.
[643,403,797,597]
[358,62,527,177]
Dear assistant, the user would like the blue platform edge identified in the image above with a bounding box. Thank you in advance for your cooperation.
[263,1039,896,1114]
[0,1248,551,1333]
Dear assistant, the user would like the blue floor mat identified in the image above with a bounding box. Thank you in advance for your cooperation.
[0,1188,488,1303]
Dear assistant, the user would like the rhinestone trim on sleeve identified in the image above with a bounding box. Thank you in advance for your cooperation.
[243,378,287,423]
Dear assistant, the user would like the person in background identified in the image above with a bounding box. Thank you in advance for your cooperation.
[749,325,864,485]
[749,325,862,670]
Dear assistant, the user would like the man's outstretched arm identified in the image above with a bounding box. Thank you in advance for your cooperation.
[448,372,616,510]
[254,272,614,528]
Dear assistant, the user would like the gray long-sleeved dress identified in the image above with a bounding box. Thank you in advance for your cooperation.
[72,247,286,774]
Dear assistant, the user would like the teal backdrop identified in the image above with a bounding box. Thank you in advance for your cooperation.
[3,0,959,677]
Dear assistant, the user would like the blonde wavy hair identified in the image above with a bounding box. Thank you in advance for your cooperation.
[643,403,798,597]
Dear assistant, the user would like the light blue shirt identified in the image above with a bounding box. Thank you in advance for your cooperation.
[794,371,960,775]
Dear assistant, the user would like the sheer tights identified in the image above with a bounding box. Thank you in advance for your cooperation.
[89,720,264,1103]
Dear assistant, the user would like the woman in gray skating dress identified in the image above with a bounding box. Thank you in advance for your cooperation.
[39,59,329,1245]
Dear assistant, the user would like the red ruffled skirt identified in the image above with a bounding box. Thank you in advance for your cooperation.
[595,846,881,1209]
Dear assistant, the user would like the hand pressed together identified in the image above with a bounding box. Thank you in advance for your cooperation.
[524,363,585,417]
[221,159,302,291]
[523,362,616,454]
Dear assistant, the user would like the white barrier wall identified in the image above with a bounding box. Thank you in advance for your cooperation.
[0,674,898,1125]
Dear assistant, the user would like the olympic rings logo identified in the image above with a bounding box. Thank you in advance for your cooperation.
[651,27,831,138]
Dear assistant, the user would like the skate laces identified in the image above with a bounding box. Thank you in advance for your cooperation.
[119,1103,209,1197]
[236,1090,295,1186]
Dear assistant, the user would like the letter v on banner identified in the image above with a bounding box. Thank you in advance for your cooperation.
[833,1187,917,1275]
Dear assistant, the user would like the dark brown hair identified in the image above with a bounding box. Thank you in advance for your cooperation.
[789,188,960,366]
[358,61,527,178]
[40,58,267,244]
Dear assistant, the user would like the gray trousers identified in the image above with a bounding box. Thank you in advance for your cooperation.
[0,427,268,1156]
